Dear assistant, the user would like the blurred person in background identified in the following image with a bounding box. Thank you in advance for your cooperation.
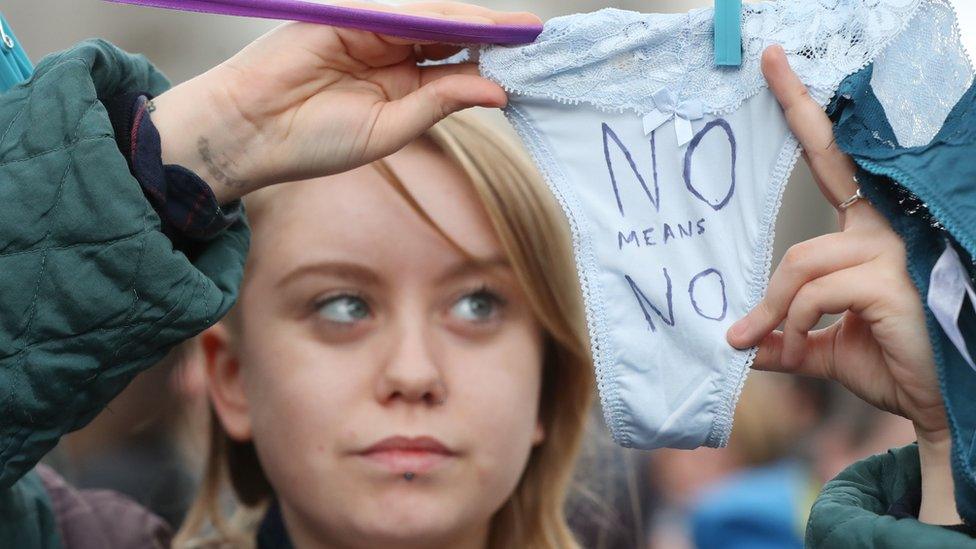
[683,380,916,549]
[41,348,206,528]
[567,408,655,549]
[812,389,918,486]
[647,373,825,549]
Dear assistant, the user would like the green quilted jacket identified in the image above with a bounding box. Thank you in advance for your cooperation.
[0,40,247,546]
[807,445,976,547]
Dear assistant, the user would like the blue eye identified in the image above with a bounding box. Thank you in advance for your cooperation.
[451,290,501,322]
[316,295,370,324]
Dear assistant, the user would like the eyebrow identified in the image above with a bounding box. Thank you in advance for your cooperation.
[273,255,513,290]
[436,256,512,285]
[274,261,382,289]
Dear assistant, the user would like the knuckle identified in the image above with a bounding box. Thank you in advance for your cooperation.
[782,243,813,274]
[792,282,821,312]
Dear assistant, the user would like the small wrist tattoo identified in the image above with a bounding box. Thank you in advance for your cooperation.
[197,137,246,190]
[146,98,157,113]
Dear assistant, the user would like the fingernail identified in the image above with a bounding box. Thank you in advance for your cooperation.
[727,318,748,343]
[769,44,785,56]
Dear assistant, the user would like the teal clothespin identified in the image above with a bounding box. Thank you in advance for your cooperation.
[714,0,742,67]
[0,13,33,92]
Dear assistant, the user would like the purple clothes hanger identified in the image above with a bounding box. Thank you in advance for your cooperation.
[102,0,543,44]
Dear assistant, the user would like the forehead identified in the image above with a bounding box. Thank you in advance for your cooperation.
[248,140,502,279]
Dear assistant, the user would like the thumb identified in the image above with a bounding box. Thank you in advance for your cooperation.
[374,74,507,147]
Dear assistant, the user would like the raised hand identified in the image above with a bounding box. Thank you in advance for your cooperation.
[727,45,957,524]
[150,1,540,203]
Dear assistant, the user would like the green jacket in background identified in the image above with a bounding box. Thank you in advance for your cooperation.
[0,39,248,545]
[807,445,976,548]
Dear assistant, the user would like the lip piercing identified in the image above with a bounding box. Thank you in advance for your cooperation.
[403,472,416,481]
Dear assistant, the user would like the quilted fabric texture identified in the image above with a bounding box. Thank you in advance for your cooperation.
[0,40,249,489]
[807,445,976,548]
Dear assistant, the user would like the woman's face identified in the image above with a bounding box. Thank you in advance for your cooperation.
[207,139,546,548]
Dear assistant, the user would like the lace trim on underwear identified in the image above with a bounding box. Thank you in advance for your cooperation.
[709,135,803,448]
[480,0,923,117]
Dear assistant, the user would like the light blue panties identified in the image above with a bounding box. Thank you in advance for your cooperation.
[476,0,973,450]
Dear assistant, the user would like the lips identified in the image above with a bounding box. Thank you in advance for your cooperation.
[357,436,457,475]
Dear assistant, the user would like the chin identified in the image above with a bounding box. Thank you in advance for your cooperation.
[359,522,458,546]
[348,488,477,545]
[346,512,465,547]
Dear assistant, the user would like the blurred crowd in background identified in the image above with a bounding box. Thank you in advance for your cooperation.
[5,0,974,547]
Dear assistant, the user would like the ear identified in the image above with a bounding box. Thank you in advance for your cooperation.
[202,323,253,442]
[532,420,546,447]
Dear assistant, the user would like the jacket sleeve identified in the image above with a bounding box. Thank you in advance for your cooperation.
[0,39,249,489]
[806,444,976,548]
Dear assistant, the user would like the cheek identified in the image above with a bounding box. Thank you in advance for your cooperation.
[238,323,369,496]
[449,325,545,491]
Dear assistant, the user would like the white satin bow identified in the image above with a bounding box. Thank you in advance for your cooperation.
[642,87,705,146]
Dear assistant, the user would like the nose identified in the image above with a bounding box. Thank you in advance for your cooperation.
[375,316,447,406]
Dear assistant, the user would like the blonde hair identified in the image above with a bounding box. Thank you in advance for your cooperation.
[175,112,594,548]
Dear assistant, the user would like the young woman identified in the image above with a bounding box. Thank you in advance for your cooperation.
[175,112,593,548]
